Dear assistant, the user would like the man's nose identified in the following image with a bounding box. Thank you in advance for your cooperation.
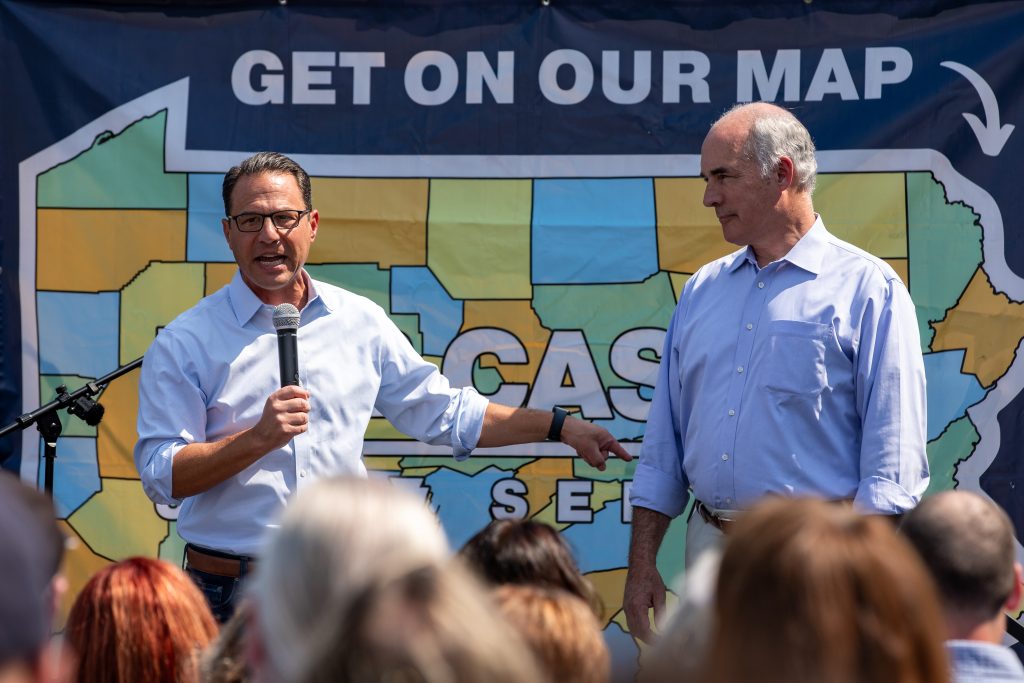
[257,217,283,241]
[702,185,719,208]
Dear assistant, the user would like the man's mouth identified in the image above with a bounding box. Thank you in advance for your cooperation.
[256,254,287,266]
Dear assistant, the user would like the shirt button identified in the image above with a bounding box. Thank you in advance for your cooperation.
[737,366,744,373]
[299,470,307,478]
[728,409,736,416]
[722,453,729,461]
[726,498,733,505]
[746,323,753,331]
[757,281,765,289]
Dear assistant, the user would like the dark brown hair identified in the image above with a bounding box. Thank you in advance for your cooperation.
[222,151,312,215]
[459,519,601,617]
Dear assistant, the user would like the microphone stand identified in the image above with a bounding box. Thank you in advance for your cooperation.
[0,357,143,495]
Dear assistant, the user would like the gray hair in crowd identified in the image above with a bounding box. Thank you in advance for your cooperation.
[719,103,818,193]
[250,476,548,683]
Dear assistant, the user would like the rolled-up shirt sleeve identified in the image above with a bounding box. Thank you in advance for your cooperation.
[371,310,488,460]
[134,330,205,506]
[853,277,929,514]
[630,306,691,519]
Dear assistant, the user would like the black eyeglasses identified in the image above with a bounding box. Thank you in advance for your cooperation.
[228,209,311,233]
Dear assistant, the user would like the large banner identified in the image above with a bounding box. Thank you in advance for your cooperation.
[2,0,1023,670]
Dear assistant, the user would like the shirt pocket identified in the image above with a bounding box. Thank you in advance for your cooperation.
[759,320,831,397]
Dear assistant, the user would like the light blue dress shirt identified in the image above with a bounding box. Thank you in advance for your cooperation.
[631,218,928,516]
[948,641,1024,682]
[134,271,488,555]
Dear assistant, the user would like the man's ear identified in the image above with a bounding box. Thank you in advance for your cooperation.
[1004,563,1023,611]
[776,156,796,191]
[307,209,319,243]
[222,218,231,242]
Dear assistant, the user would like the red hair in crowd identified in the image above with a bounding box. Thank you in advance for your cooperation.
[65,556,218,683]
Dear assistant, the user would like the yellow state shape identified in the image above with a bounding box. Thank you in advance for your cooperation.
[428,180,532,300]
[655,178,734,274]
[585,568,628,627]
[668,272,691,302]
[813,173,907,257]
[97,364,142,479]
[54,521,113,631]
[365,417,407,440]
[463,300,551,385]
[517,457,574,517]
[532,500,565,530]
[37,209,185,291]
[310,178,427,267]
[932,267,1024,386]
[364,456,403,472]
[67,478,168,561]
[120,262,205,363]
[591,480,623,514]
[205,263,237,296]
[886,258,909,289]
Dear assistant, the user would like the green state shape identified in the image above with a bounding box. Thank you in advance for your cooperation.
[121,262,205,363]
[67,479,169,560]
[573,457,637,482]
[38,111,186,209]
[925,414,981,497]
[533,272,677,387]
[39,375,98,437]
[307,263,422,352]
[472,358,503,395]
[655,499,692,589]
[399,456,534,476]
[428,180,532,300]
[907,172,983,350]
[159,520,187,564]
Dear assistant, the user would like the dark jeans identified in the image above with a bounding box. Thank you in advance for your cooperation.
[186,565,245,623]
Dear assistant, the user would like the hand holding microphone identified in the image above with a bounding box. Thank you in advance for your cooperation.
[251,304,310,451]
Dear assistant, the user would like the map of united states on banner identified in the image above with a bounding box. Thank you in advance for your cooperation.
[20,78,1024,669]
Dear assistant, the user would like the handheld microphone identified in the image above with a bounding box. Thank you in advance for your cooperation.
[272,304,301,387]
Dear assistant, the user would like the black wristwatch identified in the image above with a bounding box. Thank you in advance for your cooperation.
[548,406,568,441]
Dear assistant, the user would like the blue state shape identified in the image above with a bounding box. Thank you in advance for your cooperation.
[593,414,647,441]
[532,179,657,284]
[37,292,119,378]
[36,436,100,518]
[187,173,234,262]
[561,500,630,574]
[391,267,463,356]
[924,350,987,441]
[604,620,640,683]
[425,466,509,549]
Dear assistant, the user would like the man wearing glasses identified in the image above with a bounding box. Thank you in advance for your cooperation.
[134,152,631,620]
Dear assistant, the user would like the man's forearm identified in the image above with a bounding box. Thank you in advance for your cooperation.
[477,403,553,447]
[171,429,271,498]
[629,505,672,568]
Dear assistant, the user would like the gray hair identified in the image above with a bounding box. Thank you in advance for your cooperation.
[221,151,313,215]
[721,103,818,193]
[250,477,547,683]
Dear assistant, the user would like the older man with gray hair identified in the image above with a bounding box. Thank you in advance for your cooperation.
[624,102,928,642]
[902,491,1024,683]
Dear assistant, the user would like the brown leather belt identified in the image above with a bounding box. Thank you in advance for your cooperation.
[695,499,736,534]
[185,545,257,578]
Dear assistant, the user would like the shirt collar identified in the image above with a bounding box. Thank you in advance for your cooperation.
[227,268,326,327]
[725,215,828,275]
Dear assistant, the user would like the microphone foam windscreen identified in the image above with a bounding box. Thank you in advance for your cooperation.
[272,303,301,331]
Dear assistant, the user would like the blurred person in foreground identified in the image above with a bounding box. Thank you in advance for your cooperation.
[245,476,548,683]
[459,519,601,616]
[699,497,949,683]
[64,557,217,683]
[902,491,1024,683]
[0,476,73,683]
[493,584,610,683]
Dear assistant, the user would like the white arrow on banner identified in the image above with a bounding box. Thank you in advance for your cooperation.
[940,60,1015,157]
